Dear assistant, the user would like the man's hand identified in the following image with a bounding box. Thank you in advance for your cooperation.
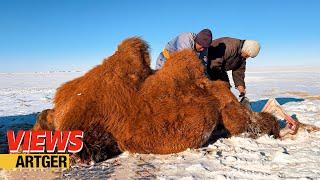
[237,86,246,97]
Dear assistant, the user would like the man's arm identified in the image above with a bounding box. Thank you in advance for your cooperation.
[209,58,224,71]
[232,60,246,94]
[175,33,194,51]
[207,44,227,71]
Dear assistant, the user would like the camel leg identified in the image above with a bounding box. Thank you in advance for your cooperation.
[261,98,299,136]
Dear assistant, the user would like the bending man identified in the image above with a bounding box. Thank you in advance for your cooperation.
[207,37,260,96]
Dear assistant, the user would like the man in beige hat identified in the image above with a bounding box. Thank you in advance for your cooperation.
[207,37,260,97]
[207,37,299,132]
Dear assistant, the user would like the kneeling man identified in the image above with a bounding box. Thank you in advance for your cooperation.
[156,29,212,70]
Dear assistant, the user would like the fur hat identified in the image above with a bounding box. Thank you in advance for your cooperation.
[242,40,261,58]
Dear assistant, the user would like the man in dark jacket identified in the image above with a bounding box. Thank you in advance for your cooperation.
[207,37,260,96]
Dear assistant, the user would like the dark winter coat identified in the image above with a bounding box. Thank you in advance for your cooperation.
[207,37,246,88]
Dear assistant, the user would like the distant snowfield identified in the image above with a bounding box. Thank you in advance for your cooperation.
[0,70,319,179]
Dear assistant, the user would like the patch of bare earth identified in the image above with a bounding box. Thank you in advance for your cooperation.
[286,91,320,100]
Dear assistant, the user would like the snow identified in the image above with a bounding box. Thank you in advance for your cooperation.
[0,70,319,179]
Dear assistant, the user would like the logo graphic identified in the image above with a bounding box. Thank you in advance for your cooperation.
[0,130,84,169]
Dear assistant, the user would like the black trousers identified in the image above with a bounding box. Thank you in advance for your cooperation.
[207,69,231,88]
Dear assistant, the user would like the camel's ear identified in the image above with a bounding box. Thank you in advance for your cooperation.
[117,37,151,66]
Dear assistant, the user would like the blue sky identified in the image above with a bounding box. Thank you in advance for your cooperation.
[0,0,319,72]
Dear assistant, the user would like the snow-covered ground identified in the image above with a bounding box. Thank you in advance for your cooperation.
[0,70,319,179]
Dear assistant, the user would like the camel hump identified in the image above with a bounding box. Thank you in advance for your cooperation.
[165,49,200,68]
[171,49,197,57]
[117,37,149,55]
[158,49,205,79]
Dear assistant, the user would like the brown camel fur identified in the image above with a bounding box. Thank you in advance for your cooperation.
[33,37,279,162]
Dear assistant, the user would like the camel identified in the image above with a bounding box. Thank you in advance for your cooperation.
[33,37,281,162]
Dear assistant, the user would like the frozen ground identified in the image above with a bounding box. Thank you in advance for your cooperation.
[0,70,319,179]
